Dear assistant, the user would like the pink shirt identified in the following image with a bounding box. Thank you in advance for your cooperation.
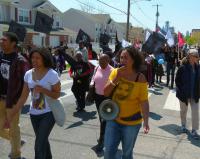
[90,65,113,95]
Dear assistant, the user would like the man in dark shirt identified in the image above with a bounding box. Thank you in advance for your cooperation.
[165,46,178,89]
[0,32,29,159]
[62,50,91,111]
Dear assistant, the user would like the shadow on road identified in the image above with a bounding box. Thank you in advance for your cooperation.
[149,112,163,120]
[159,124,200,147]
[65,121,83,129]
[73,110,97,121]
[21,104,30,114]
[60,91,66,97]
[159,124,183,136]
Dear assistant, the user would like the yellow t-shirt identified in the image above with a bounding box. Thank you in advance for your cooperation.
[109,69,148,126]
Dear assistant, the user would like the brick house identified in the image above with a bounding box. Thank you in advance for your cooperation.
[0,0,77,47]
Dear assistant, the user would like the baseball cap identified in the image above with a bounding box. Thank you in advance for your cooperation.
[76,51,82,56]
[188,48,199,57]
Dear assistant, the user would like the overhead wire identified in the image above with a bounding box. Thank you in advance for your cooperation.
[96,0,149,28]
[75,0,124,15]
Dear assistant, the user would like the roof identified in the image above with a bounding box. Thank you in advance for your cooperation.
[64,8,109,24]
[34,0,61,13]
[92,14,111,23]
[34,1,46,8]
[192,29,200,32]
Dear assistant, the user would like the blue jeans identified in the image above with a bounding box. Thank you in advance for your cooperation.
[104,121,141,159]
[30,112,55,159]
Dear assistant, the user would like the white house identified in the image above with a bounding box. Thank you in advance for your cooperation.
[62,8,126,44]
[0,0,77,47]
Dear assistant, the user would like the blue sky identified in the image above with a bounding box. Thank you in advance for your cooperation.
[49,0,200,35]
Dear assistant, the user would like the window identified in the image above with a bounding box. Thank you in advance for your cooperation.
[0,5,2,21]
[0,5,6,21]
[18,9,29,23]
[56,21,59,27]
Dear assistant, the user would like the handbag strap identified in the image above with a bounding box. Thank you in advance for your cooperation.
[91,66,99,84]
[32,69,39,82]
[93,66,99,76]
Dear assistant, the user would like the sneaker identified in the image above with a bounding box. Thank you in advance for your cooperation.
[191,130,200,140]
[181,126,187,133]
[95,143,104,154]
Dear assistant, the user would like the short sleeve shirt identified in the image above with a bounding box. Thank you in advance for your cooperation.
[24,69,60,115]
[109,69,148,125]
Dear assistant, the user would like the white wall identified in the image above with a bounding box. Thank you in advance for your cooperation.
[62,9,96,41]
[49,36,59,47]
[32,35,42,46]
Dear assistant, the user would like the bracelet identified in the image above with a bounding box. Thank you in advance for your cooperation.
[110,80,116,87]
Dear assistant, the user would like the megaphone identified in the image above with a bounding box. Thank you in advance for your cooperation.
[99,99,120,121]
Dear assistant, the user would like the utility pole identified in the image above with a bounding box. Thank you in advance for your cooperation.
[153,4,161,31]
[126,0,131,41]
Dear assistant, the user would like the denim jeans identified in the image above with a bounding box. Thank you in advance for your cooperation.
[104,121,141,159]
[30,112,55,159]
[72,86,86,110]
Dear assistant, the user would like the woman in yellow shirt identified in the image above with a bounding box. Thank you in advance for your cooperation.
[104,47,150,159]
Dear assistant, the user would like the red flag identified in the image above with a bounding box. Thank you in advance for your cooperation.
[178,32,185,47]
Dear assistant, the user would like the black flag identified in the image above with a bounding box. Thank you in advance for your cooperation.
[8,20,27,42]
[114,31,122,54]
[34,11,54,34]
[76,29,91,44]
[142,32,166,55]
[100,33,110,45]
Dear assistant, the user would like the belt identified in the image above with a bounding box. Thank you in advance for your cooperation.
[120,112,142,122]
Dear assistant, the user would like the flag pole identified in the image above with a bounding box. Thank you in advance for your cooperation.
[178,43,180,61]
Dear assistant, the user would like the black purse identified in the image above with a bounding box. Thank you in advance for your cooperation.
[86,84,96,104]
[86,66,99,105]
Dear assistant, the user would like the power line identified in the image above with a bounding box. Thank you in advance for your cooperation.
[76,0,149,29]
[96,0,127,15]
[75,0,104,13]
[96,0,148,28]
[75,0,124,15]
[134,2,155,22]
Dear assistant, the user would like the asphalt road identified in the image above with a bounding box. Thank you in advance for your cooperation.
[0,72,200,159]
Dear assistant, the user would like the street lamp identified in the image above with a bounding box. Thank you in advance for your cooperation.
[126,0,151,41]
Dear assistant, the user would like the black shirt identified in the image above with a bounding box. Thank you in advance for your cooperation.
[165,51,178,65]
[0,52,17,95]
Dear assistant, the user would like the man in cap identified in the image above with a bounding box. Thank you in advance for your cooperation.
[175,48,200,139]
[0,32,29,158]
[62,50,91,111]
[71,51,91,111]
